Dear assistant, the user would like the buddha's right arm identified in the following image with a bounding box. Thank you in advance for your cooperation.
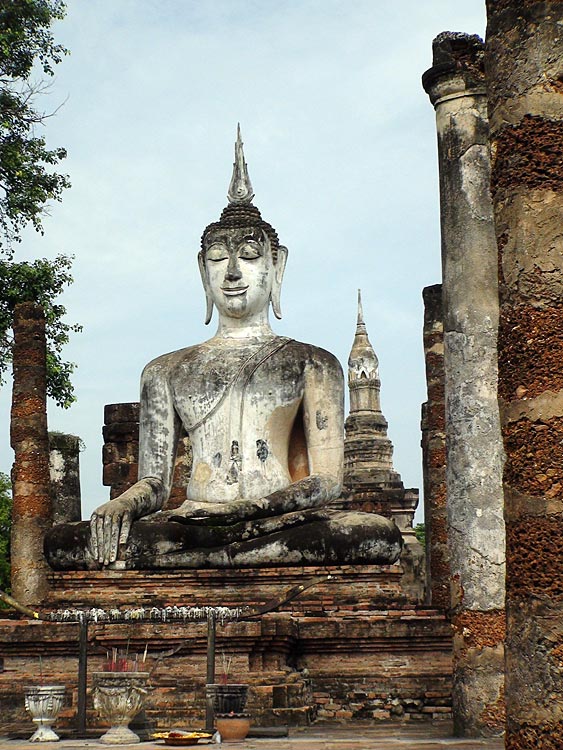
[89,358,181,566]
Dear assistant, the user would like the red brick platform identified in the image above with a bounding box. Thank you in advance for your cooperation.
[0,563,453,733]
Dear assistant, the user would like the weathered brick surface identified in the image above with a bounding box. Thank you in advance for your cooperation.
[101,403,140,501]
[421,285,448,610]
[486,1,563,744]
[0,563,454,731]
[10,303,52,607]
[452,611,505,652]
[45,565,415,611]
[0,606,452,731]
[450,611,505,735]
[498,306,563,401]
[506,514,563,602]
[104,402,139,424]
[492,116,563,197]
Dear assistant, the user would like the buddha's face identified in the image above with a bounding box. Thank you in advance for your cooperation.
[201,226,275,320]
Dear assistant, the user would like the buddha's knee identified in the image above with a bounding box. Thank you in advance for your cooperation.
[222,511,403,567]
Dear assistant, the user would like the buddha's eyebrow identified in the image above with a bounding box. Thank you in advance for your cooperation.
[244,228,264,241]
[207,233,227,244]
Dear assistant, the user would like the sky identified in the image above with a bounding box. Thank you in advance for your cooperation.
[0,1,487,522]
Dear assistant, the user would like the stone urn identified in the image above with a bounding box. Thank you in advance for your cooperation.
[92,672,150,744]
[206,684,248,715]
[24,685,66,742]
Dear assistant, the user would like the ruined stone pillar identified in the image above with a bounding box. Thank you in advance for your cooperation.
[49,432,82,524]
[423,33,505,736]
[102,402,140,500]
[421,284,448,610]
[10,302,52,606]
[485,3,563,746]
[102,402,191,510]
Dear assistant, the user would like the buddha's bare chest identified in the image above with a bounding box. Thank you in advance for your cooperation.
[168,343,305,436]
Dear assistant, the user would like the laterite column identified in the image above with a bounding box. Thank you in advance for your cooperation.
[423,33,505,736]
[421,284,448,610]
[486,2,563,746]
[10,302,52,606]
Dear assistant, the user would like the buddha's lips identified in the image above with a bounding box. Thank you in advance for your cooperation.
[222,286,248,296]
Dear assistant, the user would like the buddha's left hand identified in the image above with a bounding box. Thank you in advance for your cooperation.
[170,498,267,525]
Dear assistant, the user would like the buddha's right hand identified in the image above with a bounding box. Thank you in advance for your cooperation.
[89,496,136,566]
[89,477,165,566]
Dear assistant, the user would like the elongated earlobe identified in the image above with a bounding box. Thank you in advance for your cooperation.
[198,252,214,325]
[271,245,288,319]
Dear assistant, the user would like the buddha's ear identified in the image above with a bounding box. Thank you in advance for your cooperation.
[271,245,288,320]
[198,251,214,325]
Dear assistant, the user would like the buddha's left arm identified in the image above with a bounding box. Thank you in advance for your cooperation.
[300,348,344,496]
[247,350,344,516]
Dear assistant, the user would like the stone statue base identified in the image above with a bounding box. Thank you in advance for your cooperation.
[45,510,402,570]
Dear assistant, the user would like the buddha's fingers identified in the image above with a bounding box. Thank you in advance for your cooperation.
[179,500,201,515]
[89,514,99,561]
[119,512,132,547]
[109,517,121,564]
[103,515,114,566]
[96,515,105,564]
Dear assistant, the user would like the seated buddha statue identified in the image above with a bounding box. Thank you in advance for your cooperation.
[45,129,402,570]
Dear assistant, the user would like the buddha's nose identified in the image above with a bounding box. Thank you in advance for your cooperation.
[225,254,242,281]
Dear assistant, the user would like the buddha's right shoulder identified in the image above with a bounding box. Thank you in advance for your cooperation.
[141,345,199,380]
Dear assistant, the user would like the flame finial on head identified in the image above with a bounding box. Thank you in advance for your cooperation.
[227,124,254,205]
[201,126,280,262]
[356,289,367,335]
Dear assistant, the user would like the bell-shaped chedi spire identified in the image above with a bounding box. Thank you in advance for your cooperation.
[348,290,381,413]
[227,124,255,205]
[344,291,421,543]
[344,291,402,490]
[344,292,421,570]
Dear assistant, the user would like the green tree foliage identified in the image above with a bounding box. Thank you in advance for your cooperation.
[0,0,70,256]
[0,472,12,596]
[414,522,426,548]
[0,2,78,408]
[0,255,81,407]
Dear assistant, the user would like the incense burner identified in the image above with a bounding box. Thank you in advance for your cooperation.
[92,671,150,744]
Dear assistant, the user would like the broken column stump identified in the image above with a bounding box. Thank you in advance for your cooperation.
[10,302,52,607]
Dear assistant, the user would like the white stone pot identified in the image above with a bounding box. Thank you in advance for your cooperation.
[92,672,149,744]
[24,685,66,742]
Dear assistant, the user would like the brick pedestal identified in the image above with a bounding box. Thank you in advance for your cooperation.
[0,565,452,732]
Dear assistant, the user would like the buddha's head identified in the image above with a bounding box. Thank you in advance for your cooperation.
[199,127,287,325]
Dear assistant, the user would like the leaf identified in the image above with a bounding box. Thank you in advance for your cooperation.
[0,1,69,256]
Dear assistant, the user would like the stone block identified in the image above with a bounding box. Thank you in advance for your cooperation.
[372,709,391,720]
[102,461,138,486]
[104,402,140,424]
[102,422,140,442]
